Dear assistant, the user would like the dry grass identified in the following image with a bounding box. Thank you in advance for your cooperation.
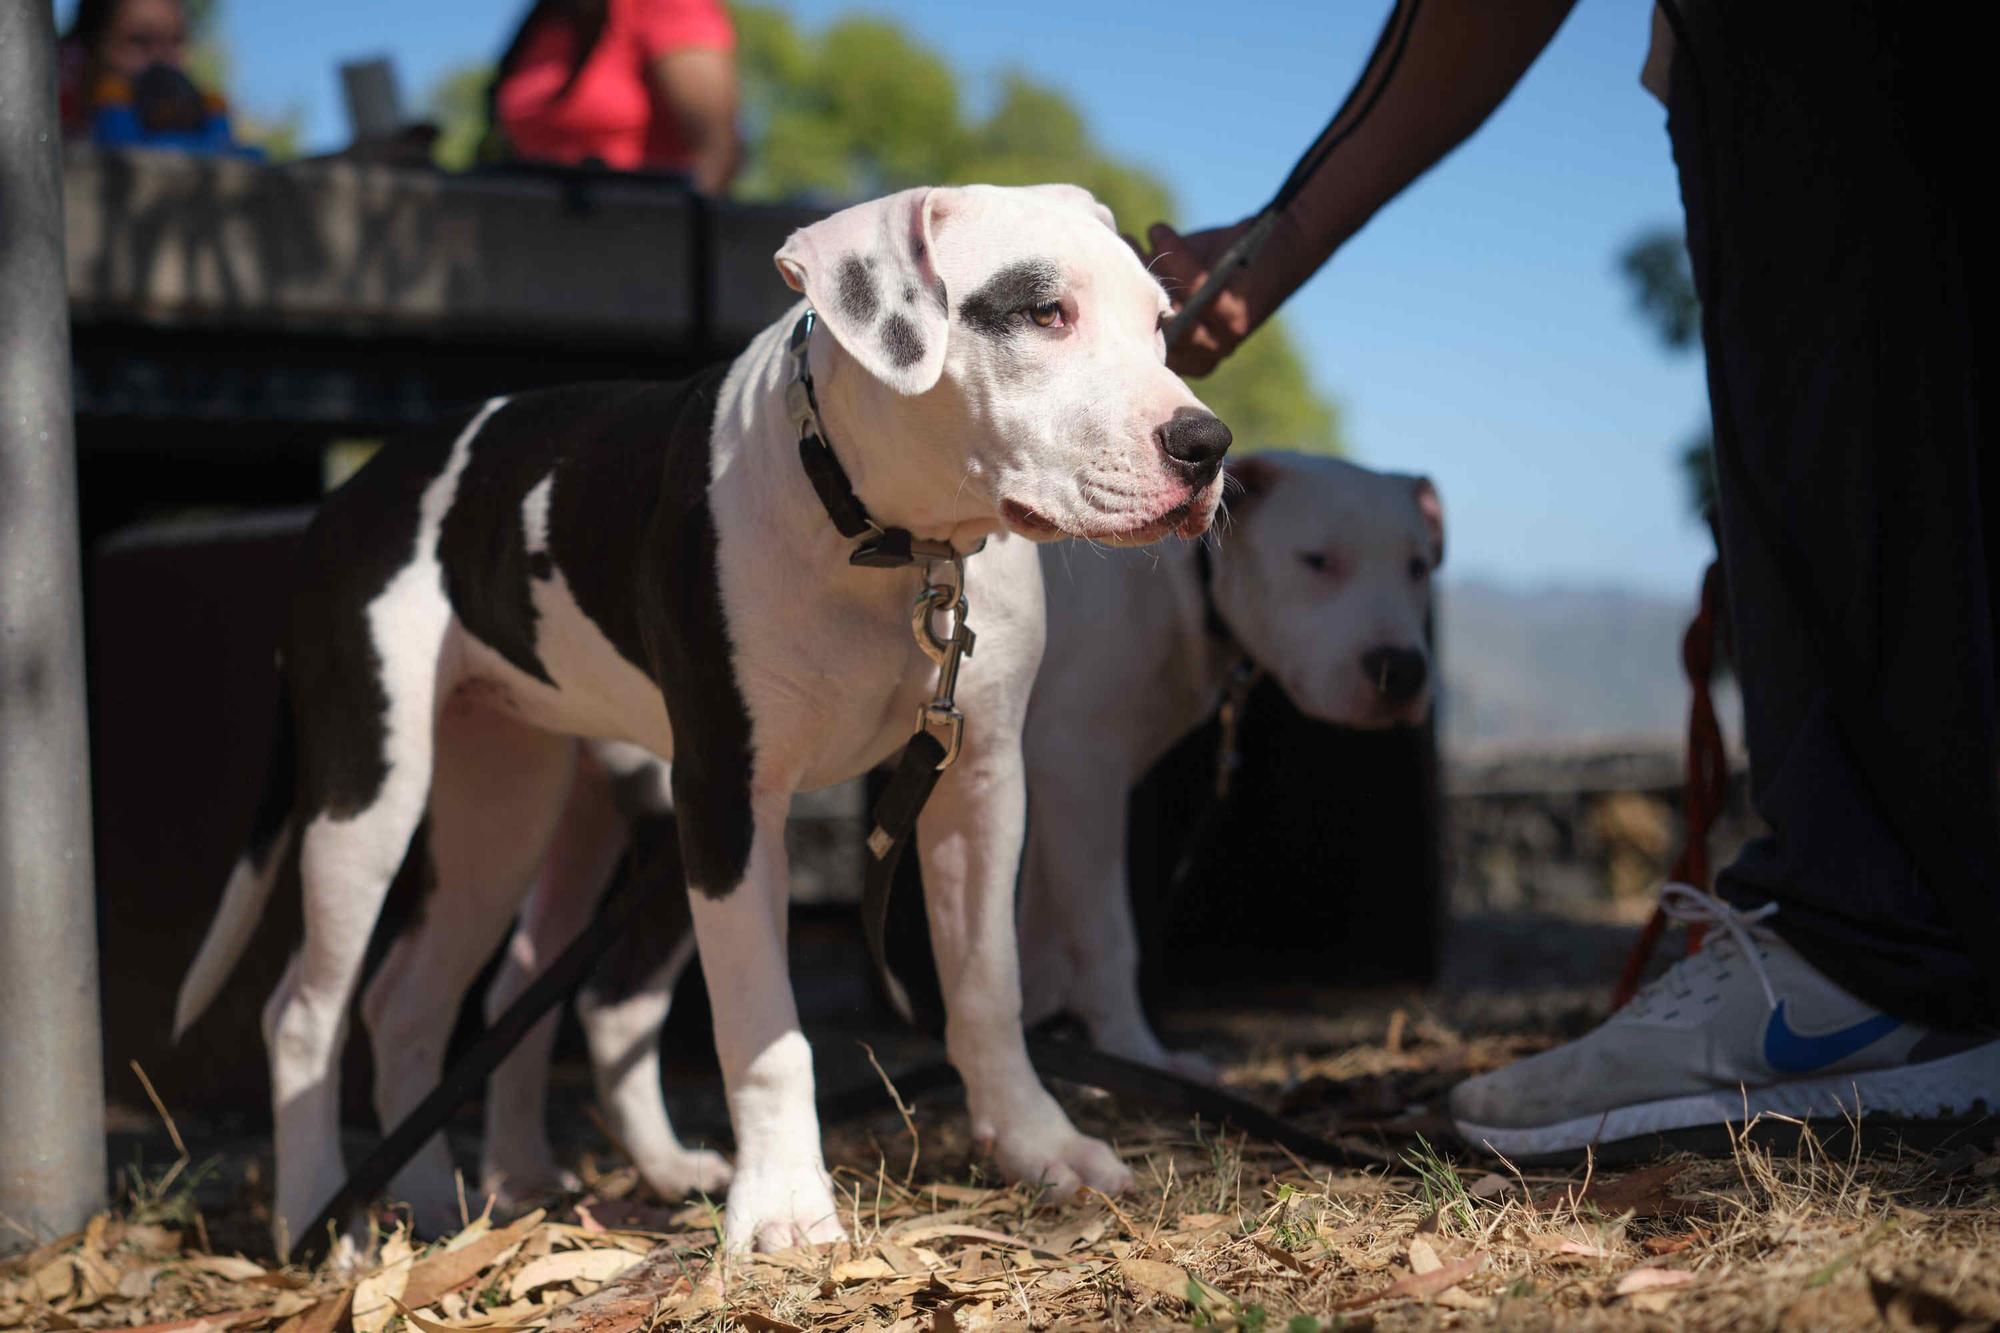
[10,1016,2000,1333]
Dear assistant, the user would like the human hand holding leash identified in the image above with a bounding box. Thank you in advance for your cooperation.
[1145,215,1307,377]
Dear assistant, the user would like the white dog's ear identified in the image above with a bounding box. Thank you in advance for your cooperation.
[1225,453,1285,511]
[1413,476,1445,566]
[1022,183,1120,235]
[775,187,952,396]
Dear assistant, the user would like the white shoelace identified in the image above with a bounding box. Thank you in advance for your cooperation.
[1657,881,1781,1011]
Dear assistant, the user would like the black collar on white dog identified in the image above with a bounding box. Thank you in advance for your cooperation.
[787,309,984,570]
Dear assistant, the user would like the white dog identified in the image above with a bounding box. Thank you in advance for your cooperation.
[460,452,1441,1212]
[1019,452,1442,1073]
[172,183,1230,1255]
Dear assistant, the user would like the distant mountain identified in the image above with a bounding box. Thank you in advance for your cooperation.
[1435,578,1727,753]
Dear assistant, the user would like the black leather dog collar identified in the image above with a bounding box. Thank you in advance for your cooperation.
[787,309,981,569]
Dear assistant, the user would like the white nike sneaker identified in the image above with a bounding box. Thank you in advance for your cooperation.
[1450,884,2000,1160]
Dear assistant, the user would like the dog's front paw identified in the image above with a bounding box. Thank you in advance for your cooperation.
[722,1159,847,1253]
[984,1118,1132,1198]
[636,1146,734,1201]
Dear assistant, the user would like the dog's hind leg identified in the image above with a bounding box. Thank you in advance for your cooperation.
[1021,758,1215,1081]
[578,803,731,1202]
[264,395,515,1258]
[477,746,629,1207]
[483,746,730,1207]
[362,701,576,1235]
[266,646,447,1260]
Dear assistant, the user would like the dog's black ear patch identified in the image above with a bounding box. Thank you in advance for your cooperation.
[837,254,880,326]
[880,314,925,368]
[528,551,554,581]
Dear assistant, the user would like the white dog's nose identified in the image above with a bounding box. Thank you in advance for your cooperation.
[1155,409,1233,480]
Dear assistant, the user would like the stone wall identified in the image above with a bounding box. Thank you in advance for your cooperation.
[1444,739,1760,913]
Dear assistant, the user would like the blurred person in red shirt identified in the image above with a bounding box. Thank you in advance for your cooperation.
[492,0,741,194]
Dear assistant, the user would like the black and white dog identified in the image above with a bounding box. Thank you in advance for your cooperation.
[173,183,1230,1256]
[373,453,1442,1228]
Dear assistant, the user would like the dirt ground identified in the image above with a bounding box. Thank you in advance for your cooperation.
[8,905,2000,1331]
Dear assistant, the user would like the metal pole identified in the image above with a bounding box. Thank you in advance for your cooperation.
[0,0,109,1247]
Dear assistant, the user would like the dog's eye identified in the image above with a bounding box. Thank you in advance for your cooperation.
[1299,552,1328,572]
[1026,300,1064,328]
[1408,556,1430,581]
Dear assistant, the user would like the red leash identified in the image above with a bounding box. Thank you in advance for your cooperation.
[1612,557,1729,1007]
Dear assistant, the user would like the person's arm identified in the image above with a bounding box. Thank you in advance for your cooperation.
[1152,0,1579,376]
[649,46,740,194]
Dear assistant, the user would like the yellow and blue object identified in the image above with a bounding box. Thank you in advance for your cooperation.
[90,65,263,160]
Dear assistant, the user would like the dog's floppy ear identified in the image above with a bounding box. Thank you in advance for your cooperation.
[775,187,951,396]
[1413,476,1444,567]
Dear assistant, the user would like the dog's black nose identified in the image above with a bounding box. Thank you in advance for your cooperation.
[1362,646,1428,706]
[1156,409,1233,478]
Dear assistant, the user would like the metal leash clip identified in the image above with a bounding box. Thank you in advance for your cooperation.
[910,554,976,771]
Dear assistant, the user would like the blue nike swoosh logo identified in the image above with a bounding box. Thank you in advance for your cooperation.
[1763,1001,1901,1074]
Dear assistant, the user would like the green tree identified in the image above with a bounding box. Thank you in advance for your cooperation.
[424,4,1343,452]
[429,63,495,172]
[731,5,1341,453]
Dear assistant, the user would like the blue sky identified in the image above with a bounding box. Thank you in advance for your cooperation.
[110,0,1713,598]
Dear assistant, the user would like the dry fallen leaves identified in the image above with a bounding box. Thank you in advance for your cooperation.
[1118,1256,1228,1311]
[1536,1161,1700,1219]
[1615,1265,1696,1313]
[351,1233,415,1333]
[404,1210,547,1310]
[1339,1250,1489,1311]
[273,1287,351,1333]
[506,1248,637,1301]
[178,1255,269,1283]
[389,1294,540,1333]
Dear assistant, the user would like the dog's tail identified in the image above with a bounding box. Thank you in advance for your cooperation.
[173,677,300,1042]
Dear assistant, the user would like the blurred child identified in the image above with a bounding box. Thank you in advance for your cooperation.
[58,0,256,157]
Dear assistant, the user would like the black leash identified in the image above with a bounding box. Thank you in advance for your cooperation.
[1163,0,1423,350]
